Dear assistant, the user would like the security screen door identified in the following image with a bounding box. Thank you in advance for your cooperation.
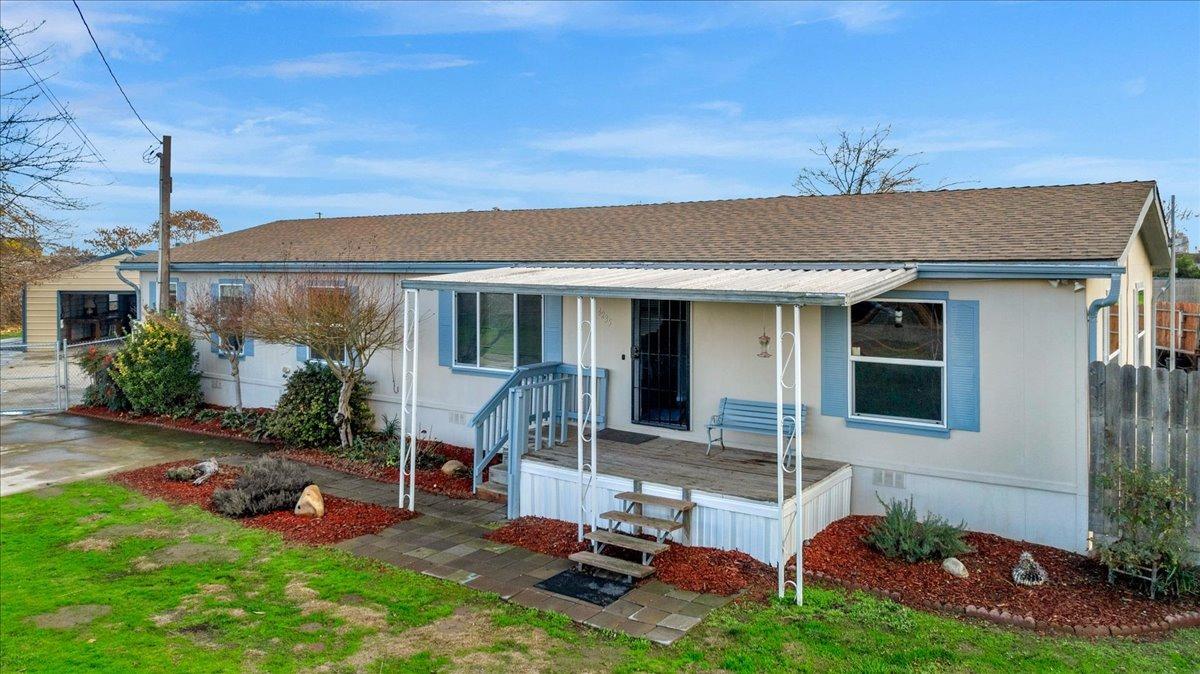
[631,299,690,430]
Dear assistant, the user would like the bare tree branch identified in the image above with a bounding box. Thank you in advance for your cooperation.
[186,284,255,411]
[794,125,931,196]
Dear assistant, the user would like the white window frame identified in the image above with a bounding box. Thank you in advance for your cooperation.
[847,298,948,429]
[1106,303,1121,364]
[452,291,546,372]
[167,281,179,309]
[304,283,349,366]
[217,281,247,357]
[1135,284,1146,366]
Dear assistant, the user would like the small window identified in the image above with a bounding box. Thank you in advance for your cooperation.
[849,300,945,425]
[218,283,246,355]
[167,282,179,310]
[454,292,543,370]
[305,284,348,364]
[1136,286,1147,365]
[1108,302,1120,362]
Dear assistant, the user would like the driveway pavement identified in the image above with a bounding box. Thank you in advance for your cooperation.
[0,414,262,496]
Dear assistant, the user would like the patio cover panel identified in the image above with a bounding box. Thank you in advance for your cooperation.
[401,265,918,305]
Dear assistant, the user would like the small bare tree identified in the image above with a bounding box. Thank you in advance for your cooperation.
[252,275,400,447]
[794,124,925,196]
[187,283,254,411]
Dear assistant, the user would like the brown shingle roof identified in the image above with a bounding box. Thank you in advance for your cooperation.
[172,181,1157,265]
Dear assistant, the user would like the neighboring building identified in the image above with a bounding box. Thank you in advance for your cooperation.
[121,181,1170,563]
[23,249,148,345]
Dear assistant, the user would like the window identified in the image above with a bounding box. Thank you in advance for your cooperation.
[1136,286,1146,365]
[849,299,945,426]
[1107,302,1120,362]
[305,284,348,364]
[167,282,179,310]
[218,283,246,355]
[454,292,542,370]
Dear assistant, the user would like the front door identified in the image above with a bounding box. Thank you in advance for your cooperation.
[631,299,690,429]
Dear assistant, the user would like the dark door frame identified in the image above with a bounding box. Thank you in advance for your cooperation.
[630,298,691,430]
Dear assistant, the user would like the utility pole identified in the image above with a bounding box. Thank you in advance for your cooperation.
[1168,195,1177,371]
[156,135,172,310]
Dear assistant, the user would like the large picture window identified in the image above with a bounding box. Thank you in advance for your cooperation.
[454,292,542,370]
[849,299,945,426]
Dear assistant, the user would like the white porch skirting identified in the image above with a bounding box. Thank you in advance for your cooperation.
[519,459,852,565]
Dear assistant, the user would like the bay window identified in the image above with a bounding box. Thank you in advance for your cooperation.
[455,292,543,370]
[849,299,945,426]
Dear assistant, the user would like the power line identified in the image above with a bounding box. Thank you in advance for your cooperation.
[0,28,109,166]
[72,0,161,144]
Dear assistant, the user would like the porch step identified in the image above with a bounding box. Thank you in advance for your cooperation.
[601,511,683,534]
[585,530,669,556]
[569,551,656,579]
[615,491,695,512]
[476,480,507,504]
[490,461,508,486]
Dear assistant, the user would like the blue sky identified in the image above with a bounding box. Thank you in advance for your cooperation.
[4,1,1199,247]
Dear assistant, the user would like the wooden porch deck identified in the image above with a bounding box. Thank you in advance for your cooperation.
[522,430,847,503]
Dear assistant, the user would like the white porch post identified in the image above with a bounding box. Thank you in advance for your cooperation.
[775,303,804,604]
[576,296,598,541]
[398,288,419,511]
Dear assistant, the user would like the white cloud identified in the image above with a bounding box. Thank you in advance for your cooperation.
[236,52,474,79]
[0,0,162,63]
[693,100,744,117]
[1121,77,1147,97]
[1008,155,1198,188]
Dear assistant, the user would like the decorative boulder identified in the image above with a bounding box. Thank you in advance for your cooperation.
[1012,551,1048,586]
[192,458,219,485]
[441,459,468,477]
[294,484,325,518]
[942,557,969,579]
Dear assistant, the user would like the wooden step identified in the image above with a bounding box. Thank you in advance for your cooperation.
[569,551,656,579]
[601,510,683,534]
[615,491,695,512]
[585,530,669,556]
[475,480,507,504]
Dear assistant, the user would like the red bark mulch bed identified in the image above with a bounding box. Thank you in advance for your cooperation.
[802,515,1200,632]
[108,460,416,544]
[70,405,273,444]
[484,516,775,598]
[276,441,496,500]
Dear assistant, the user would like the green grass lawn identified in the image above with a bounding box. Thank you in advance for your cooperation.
[0,325,21,340]
[2,481,1197,673]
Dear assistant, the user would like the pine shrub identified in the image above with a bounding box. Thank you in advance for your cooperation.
[863,496,973,563]
[211,456,311,518]
[109,313,202,416]
[265,362,373,448]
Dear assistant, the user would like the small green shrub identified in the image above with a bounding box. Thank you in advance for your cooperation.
[193,409,221,423]
[109,313,202,416]
[218,407,272,441]
[165,466,197,482]
[78,345,129,411]
[265,362,372,448]
[863,496,973,563]
[1098,464,1198,598]
[211,457,311,518]
[330,434,401,467]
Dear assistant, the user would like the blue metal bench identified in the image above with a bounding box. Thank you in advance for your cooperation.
[705,397,807,456]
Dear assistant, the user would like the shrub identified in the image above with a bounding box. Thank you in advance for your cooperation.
[193,409,221,423]
[219,407,272,441]
[265,362,372,448]
[330,434,401,467]
[165,466,197,481]
[1098,464,1198,598]
[863,496,973,563]
[78,345,130,411]
[109,313,202,416]
[211,457,311,518]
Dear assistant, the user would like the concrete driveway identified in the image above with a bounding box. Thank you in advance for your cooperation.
[0,414,263,496]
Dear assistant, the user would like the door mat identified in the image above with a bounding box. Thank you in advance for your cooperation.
[596,428,657,445]
[535,569,633,607]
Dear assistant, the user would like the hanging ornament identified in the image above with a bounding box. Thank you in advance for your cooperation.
[757,331,771,358]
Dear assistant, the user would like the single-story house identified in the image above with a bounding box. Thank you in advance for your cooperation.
[22,249,148,345]
[121,181,1169,572]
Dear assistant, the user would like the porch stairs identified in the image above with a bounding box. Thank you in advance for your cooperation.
[569,491,695,580]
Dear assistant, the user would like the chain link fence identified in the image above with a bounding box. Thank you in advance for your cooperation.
[0,336,126,414]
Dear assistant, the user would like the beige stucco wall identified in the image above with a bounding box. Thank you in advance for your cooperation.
[24,255,136,344]
[1085,229,1157,366]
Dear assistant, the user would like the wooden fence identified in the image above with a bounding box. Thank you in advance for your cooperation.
[1088,362,1199,545]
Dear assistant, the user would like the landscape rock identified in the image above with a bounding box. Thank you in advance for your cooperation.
[1012,551,1048,586]
[294,484,325,518]
[441,459,468,477]
[942,557,969,579]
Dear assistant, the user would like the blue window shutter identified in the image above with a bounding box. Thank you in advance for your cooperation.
[947,300,980,432]
[242,338,255,358]
[820,305,849,417]
[543,295,563,362]
[296,345,308,362]
[148,281,157,310]
[438,290,453,367]
[176,281,187,307]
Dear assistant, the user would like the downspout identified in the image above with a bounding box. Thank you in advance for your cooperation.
[1086,273,1122,362]
[115,267,141,319]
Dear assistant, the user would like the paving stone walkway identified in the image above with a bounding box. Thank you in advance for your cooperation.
[227,455,731,643]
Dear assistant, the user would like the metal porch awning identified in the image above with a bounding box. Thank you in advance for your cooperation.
[401,265,917,305]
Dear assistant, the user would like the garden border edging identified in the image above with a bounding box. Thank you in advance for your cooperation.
[804,569,1200,637]
[68,407,274,445]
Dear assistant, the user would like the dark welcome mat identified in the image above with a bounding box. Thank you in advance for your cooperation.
[597,428,657,445]
[535,569,633,607]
